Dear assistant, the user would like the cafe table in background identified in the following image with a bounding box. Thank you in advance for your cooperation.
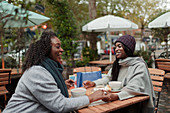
[68,87,150,113]
[88,60,114,72]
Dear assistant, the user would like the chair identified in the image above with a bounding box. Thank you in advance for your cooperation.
[0,69,11,107]
[148,68,165,113]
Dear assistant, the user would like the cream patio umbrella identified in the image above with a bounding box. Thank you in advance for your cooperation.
[0,1,50,68]
[82,15,138,61]
[148,12,170,28]
[148,12,170,58]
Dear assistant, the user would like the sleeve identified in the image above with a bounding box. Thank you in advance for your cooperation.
[24,67,89,113]
[93,68,112,86]
[117,63,148,100]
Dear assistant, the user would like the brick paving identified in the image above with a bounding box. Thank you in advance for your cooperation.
[157,79,170,113]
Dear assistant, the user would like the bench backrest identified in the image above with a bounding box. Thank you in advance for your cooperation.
[155,59,170,72]
[0,70,11,86]
[148,68,165,112]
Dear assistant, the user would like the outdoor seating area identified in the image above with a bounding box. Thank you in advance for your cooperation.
[1,57,170,112]
[0,0,170,113]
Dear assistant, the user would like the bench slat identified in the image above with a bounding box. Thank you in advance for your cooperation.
[150,76,164,81]
[152,81,163,86]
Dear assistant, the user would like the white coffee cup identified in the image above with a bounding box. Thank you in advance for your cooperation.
[71,88,86,97]
[109,81,122,90]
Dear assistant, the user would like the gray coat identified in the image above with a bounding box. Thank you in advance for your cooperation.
[3,66,89,113]
[94,57,155,113]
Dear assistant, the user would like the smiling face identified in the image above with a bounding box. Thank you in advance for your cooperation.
[115,42,128,59]
[49,37,64,64]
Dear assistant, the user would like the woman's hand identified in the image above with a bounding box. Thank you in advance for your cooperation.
[102,93,119,102]
[65,79,74,89]
[83,80,96,88]
[88,90,105,103]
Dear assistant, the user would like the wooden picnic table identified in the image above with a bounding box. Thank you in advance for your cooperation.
[0,68,22,79]
[88,60,114,71]
[89,60,114,65]
[69,87,150,113]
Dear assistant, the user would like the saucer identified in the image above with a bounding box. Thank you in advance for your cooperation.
[111,89,121,93]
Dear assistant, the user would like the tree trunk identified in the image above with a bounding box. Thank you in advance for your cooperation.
[140,25,144,41]
[0,30,5,69]
[63,67,73,80]
[88,0,97,50]
[165,38,168,58]
[89,32,99,50]
[89,0,96,19]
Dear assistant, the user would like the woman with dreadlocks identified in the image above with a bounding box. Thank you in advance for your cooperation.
[83,35,155,113]
[3,31,112,113]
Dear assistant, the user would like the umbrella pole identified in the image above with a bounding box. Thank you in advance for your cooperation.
[165,39,168,58]
[0,34,5,69]
[109,31,112,61]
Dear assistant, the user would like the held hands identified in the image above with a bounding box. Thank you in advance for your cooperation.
[83,80,96,88]
[65,79,74,89]
[88,90,119,103]
[102,92,119,102]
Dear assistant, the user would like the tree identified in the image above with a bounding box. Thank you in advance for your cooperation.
[43,0,79,77]
[0,0,37,68]
[127,0,165,40]
[68,0,99,52]
[89,0,96,19]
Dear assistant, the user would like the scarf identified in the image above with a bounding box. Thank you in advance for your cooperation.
[40,58,69,97]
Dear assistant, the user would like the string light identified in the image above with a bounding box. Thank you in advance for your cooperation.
[42,25,47,29]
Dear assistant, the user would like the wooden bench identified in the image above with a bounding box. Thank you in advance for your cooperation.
[155,59,170,79]
[148,68,165,113]
[0,69,11,107]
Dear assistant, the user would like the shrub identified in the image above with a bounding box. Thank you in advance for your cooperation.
[0,56,17,68]
[134,49,153,68]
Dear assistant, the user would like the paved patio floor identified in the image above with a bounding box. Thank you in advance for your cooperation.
[157,79,170,113]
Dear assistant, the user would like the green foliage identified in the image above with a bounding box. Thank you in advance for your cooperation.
[134,49,153,68]
[46,0,78,67]
[0,56,17,68]
[151,27,170,42]
[75,57,90,67]
[75,46,98,67]
[82,46,98,61]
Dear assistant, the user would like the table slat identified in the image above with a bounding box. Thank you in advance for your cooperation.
[78,108,97,113]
